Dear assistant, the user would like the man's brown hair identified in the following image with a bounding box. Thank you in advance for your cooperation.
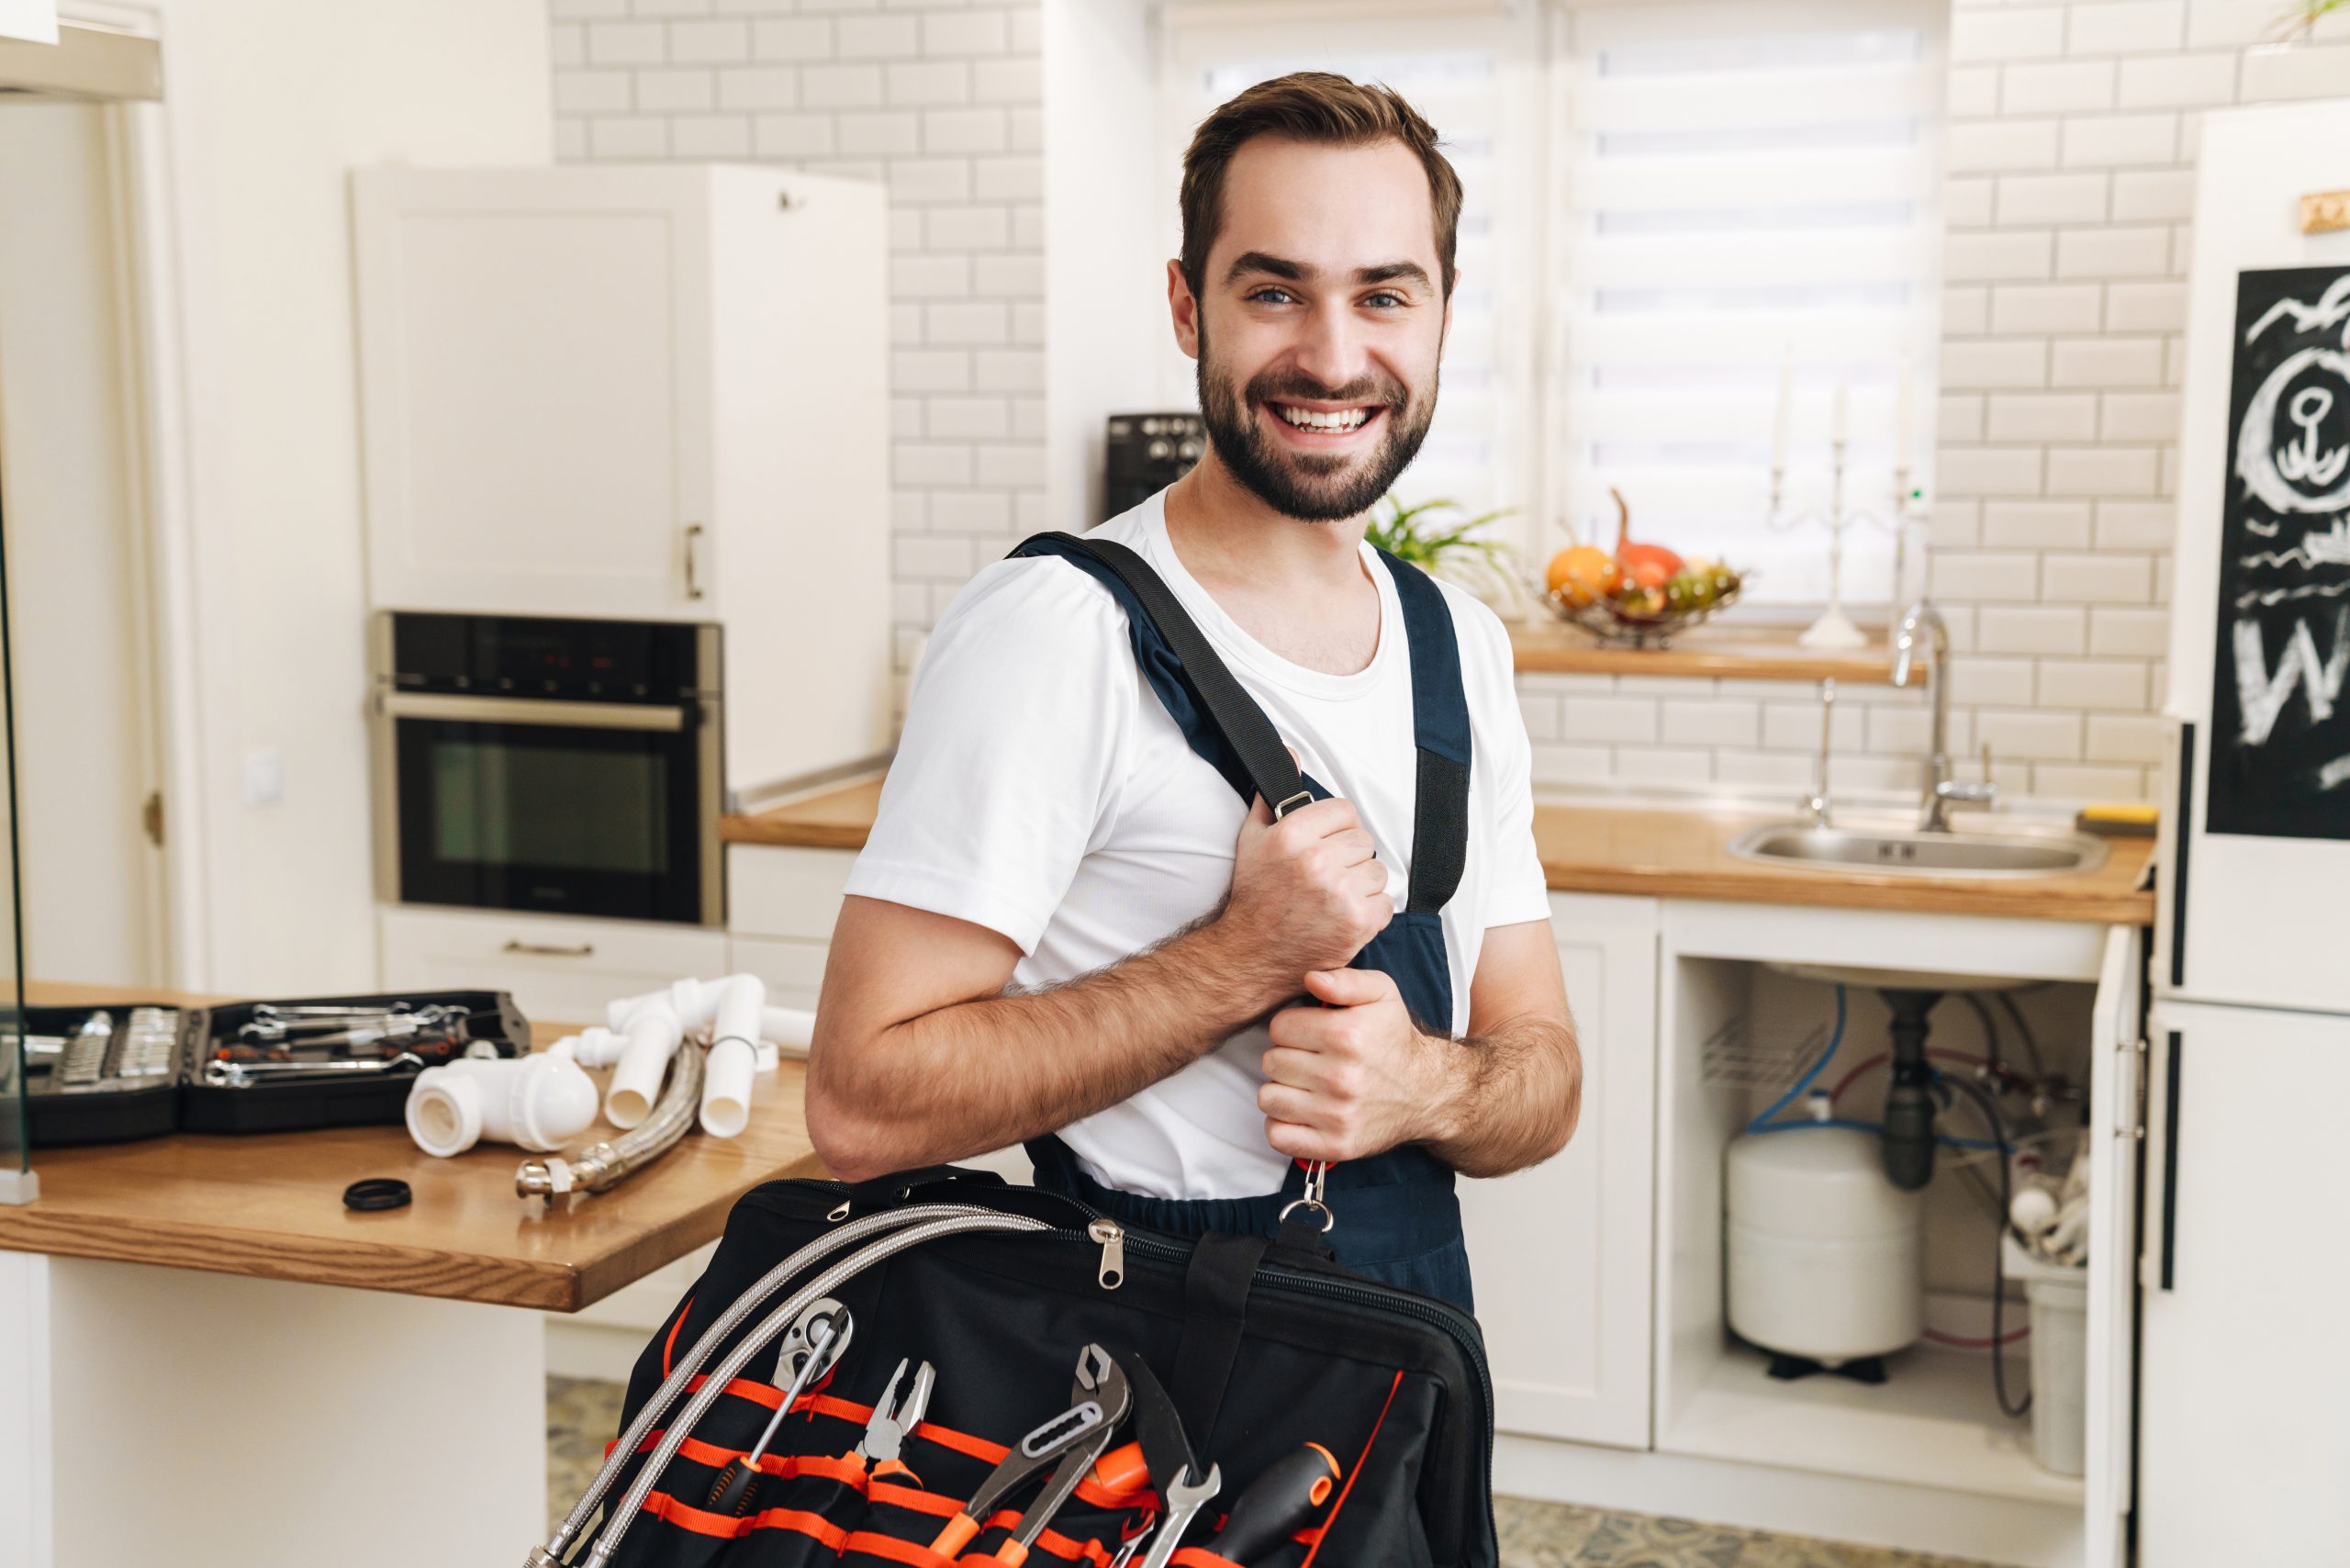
[1179,71,1464,301]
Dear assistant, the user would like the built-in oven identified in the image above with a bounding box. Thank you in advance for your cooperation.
[371,612,723,926]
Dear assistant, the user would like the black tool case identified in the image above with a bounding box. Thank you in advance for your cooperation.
[181,989,530,1134]
[23,990,529,1145]
[579,1168,1496,1568]
[20,1002,207,1147]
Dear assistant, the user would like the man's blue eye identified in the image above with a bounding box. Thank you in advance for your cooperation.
[1364,292,1406,308]
[1248,286,1295,305]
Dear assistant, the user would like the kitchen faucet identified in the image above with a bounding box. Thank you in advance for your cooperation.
[1890,597,1997,832]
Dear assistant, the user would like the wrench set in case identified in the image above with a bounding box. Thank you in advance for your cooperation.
[537,1168,1498,1568]
[21,989,528,1146]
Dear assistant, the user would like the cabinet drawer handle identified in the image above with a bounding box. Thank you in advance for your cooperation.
[683,522,707,601]
[503,939,596,958]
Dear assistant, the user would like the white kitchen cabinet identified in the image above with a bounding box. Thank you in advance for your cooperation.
[2136,999,2350,1562]
[729,843,857,943]
[378,904,724,1031]
[728,935,829,1012]
[1459,892,1658,1449]
[352,165,894,798]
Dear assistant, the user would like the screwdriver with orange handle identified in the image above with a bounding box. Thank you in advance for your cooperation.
[1211,1443,1344,1562]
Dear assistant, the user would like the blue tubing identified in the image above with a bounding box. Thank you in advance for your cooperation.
[1744,984,2004,1150]
[1746,985,1847,1134]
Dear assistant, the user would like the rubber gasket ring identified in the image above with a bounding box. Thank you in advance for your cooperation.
[343,1177,412,1212]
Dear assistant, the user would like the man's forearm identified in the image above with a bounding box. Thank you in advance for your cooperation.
[1420,1014,1582,1179]
[812,913,1299,1179]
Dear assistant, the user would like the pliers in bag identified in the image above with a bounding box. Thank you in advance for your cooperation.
[842,1357,934,1486]
[929,1343,1132,1563]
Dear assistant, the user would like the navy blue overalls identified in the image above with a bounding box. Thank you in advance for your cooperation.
[1007,531,1479,1314]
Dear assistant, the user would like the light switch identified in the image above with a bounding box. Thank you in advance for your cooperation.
[243,746,285,808]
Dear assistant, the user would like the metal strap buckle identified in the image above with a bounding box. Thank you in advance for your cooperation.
[1272,790,1313,819]
[1278,1159,1335,1233]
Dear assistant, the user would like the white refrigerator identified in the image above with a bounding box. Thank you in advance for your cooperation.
[2147,101,2350,1564]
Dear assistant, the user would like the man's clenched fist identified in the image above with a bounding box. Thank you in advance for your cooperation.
[1219,793,1393,978]
[1258,966,1458,1164]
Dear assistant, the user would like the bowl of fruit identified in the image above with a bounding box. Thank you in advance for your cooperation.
[1541,490,1747,648]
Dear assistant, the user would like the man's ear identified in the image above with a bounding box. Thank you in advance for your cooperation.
[1168,258,1202,361]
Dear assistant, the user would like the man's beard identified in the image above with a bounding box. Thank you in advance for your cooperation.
[1194,334,1438,523]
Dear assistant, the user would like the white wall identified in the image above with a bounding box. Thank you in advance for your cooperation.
[136,0,552,991]
[1043,0,1167,535]
[549,0,1046,681]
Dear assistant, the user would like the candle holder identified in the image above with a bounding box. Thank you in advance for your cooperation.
[1768,439,1916,650]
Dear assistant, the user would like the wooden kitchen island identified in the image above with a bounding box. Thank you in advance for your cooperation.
[0,981,826,1568]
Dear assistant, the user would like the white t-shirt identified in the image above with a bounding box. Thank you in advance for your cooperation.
[843,489,1550,1200]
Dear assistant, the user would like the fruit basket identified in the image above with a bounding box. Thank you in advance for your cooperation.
[1539,489,1749,648]
[1540,572,1748,648]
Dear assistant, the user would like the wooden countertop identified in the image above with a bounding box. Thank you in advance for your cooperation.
[724,780,2156,925]
[0,982,827,1312]
[1508,622,1926,687]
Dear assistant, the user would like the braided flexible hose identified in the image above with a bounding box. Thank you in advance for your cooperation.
[539,1202,988,1559]
[583,1210,1050,1566]
[531,1202,1035,1563]
[518,1042,706,1200]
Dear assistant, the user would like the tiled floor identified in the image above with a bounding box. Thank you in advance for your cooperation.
[547,1376,2006,1567]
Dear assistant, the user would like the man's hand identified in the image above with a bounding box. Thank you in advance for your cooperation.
[1258,966,1458,1164]
[1216,795,1393,984]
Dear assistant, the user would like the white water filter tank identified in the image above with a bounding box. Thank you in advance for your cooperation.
[1726,1127,1925,1365]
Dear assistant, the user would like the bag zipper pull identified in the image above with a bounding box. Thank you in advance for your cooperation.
[1088,1218,1125,1289]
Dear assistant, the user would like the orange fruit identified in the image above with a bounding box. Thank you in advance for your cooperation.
[1617,542,1684,591]
[1547,545,1620,607]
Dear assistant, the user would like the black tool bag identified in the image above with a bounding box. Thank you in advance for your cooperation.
[543,1168,1496,1568]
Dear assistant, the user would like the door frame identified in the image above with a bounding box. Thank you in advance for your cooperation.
[46,0,243,989]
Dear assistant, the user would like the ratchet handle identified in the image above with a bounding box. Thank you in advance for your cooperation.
[1214,1443,1342,1562]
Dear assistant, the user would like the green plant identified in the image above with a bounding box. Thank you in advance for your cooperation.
[1364,494,1524,610]
[2272,0,2345,39]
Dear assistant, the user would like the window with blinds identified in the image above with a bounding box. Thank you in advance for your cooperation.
[1553,0,1946,605]
[1155,7,1544,530]
[1154,1,1945,609]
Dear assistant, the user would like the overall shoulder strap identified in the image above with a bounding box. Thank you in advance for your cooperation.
[1009,532,1310,813]
[1010,532,1473,915]
[1372,549,1472,916]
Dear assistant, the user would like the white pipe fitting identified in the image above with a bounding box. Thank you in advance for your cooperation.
[761,1005,816,1058]
[605,1006,685,1131]
[559,1026,632,1070]
[699,974,766,1137]
[407,1047,600,1158]
[699,1036,756,1138]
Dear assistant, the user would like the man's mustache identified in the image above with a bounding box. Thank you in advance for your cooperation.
[1245,372,1408,409]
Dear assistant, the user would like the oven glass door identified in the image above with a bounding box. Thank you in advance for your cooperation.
[392,705,708,924]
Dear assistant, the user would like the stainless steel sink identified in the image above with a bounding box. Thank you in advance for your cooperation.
[1727,821,2109,879]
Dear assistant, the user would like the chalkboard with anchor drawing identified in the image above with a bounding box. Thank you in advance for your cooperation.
[2210,264,2350,839]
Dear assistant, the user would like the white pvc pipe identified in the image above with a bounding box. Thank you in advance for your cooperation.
[406,1051,600,1157]
[559,1026,632,1070]
[699,1036,757,1139]
[709,974,765,1052]
[761,1005,816,1059]
[605,1006,684,1130]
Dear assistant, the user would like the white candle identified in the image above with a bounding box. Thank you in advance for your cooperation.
[1832,382,1848,447]
[1895,353,1912,478]
[1772,350,1792,473]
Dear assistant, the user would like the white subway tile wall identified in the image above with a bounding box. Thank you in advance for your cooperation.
[552,0,1046,685]
[548,0,2346,808]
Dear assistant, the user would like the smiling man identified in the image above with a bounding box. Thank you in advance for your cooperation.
[806,73,1580,1312]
